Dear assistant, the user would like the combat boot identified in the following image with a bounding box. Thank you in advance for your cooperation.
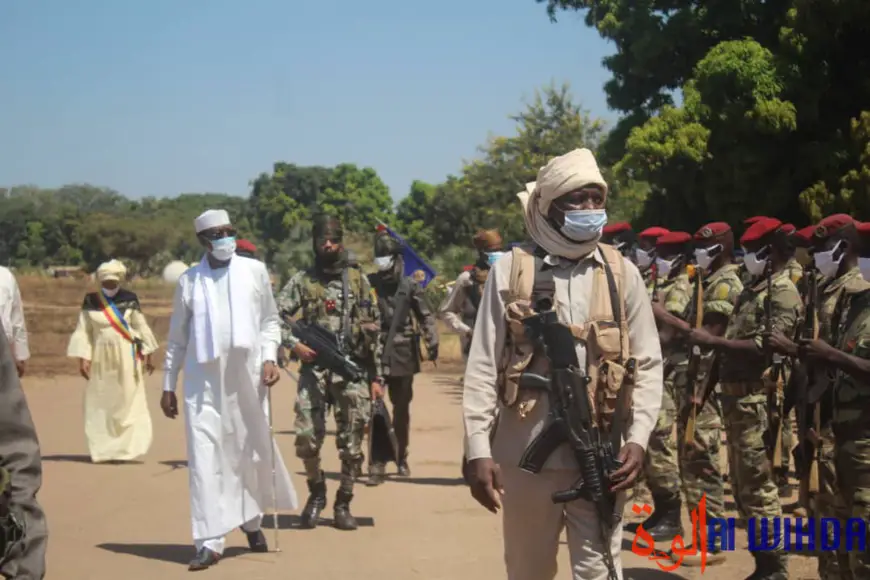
[624,495,682,542]
[367,463,386,486]
[644,497,683,542]
[333,489,358,531]
[299,475,327,529]
[397,454,411,477]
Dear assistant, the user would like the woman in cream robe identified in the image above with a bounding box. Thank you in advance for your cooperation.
[67,260,158,463]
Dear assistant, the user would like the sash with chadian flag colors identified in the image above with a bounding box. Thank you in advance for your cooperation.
[97,291,144,364]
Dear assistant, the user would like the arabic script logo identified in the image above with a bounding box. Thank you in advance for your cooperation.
[630,494,710,572]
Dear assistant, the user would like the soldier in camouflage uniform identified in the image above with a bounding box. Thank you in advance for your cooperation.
[689,217,801,579]
[627,231,691,541]
[793,218,870,580]
[276,214,384,531]
[367,230,439,483]
[769,215,862,580]
[634,226,670,297]
[671,222,741,556]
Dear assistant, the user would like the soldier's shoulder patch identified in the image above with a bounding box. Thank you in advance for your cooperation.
[714,282,732,302]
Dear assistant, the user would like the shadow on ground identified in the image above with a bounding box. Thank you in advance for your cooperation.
[261,513,375,529]
[42,454,143,465]
[306,469,465,488]
[623,568,687,580]
[97,543,247,565]
[158,459,187,470]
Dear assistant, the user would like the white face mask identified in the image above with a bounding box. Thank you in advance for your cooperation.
[102,286,119,298]
[655,257,675,278]
[694,244,722,272]
[743,248,769,277]
[860,257,870,281]
[561,209,607,242]
[814,241,844,279]
[374,256,394,271]
[486,251,505,266]
[635,248,654,270]
[210,236,236,261]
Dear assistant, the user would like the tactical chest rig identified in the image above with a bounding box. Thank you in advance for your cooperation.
[499,243,632,434]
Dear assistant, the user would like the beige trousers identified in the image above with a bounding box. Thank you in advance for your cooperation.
[501,466,625,580]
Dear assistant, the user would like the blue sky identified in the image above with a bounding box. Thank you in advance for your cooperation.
[0,0,615,202]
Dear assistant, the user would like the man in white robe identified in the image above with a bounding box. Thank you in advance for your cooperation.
[162,209,298,571]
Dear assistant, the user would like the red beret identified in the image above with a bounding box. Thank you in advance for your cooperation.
[740,217,783,244]
[781,224,796,235]
[794,225,816,243]
[814,214,855,240]
[857,222,870,236]
[236,239,257,253]
[603,221,632,235]
[744,216,769,226]
[694,222,731,241]
[638,226,669,239]
[656,231,692,247]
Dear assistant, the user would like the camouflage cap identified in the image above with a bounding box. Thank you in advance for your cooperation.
[312,213,343,241]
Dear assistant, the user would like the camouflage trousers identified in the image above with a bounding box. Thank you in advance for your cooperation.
[674,369,726,519]
[720,384,784,553]
[642,373,681,503]
[834,432,870,580]
[779,411,793,477]
[798,426,849,580]
[294,368,371,493]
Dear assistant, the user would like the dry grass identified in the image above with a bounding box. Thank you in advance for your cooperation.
[19,275,465,376]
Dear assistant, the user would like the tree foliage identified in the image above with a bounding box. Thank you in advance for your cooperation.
[540,0,870,229]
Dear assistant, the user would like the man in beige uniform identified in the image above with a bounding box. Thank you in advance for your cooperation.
[438,230,504,359]
[462,148,663,580]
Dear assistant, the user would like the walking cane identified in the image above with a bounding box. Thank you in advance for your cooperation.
[267,386,281,553]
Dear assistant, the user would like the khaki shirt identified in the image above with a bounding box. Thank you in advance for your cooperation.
[462,247,664,468]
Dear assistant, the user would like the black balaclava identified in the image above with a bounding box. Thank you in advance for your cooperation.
[374,232,403,282]
[312,214,345,273]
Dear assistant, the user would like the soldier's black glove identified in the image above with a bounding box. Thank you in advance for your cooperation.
[428,345,438,362]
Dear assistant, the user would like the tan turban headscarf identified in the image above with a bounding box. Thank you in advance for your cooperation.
[517,148,608,260]
[96,259,126,283]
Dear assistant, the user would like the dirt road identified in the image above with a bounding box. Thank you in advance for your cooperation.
[27,368,818,580]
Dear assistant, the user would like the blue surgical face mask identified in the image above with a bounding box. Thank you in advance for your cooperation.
[561,209,607,242]
[486,251,505,266]
[210,236,236,261]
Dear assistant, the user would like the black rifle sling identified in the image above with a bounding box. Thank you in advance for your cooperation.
[383,277,413,371]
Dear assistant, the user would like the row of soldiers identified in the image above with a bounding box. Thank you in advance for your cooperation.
[599,214,870,580]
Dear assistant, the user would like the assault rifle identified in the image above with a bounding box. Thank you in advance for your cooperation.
[283,319,364,383]
[683,265,705,445]
[785,269,821,497]
[763,262,786,471]
[516,298,633,580]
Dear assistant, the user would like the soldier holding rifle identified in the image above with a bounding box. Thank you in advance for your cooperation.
[688,217,801,580]
[627,230,693,542]
[367,228,439,483]
[462,148,663,580]
[276,214,384,531]
[768,214,865,580]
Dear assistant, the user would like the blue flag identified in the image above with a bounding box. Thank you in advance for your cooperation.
[377,222,437,288]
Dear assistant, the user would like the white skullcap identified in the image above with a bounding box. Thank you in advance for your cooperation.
[194,209,231,233]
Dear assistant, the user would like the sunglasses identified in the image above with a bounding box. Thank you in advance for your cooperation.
[200,228,236,241]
